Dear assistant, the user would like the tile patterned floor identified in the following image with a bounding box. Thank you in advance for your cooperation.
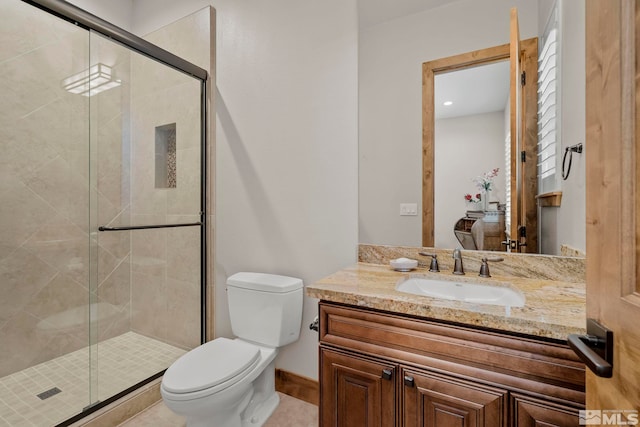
[118,392,319,427]
[0,332,185,427]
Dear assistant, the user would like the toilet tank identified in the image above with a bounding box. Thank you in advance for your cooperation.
[226,272,303,347]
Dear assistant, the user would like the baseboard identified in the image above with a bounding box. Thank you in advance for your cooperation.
[275,369,319,406]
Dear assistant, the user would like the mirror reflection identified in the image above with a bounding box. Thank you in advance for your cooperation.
[358,0,586,257]
[434,61,509,251]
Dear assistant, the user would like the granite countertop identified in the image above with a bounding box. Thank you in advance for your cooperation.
[306,262,586,341]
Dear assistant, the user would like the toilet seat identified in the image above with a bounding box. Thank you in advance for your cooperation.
[162,338,261,395]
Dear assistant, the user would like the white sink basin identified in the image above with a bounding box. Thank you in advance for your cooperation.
[396,277,525,308]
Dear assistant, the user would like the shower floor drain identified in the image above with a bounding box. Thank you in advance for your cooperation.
[37,387,62,400]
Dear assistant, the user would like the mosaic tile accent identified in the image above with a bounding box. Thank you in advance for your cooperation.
[166,128,177,189]
[0,332,185,427]
[155,123,178,189]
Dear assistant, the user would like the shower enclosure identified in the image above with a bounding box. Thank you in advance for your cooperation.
[0,1,207,425]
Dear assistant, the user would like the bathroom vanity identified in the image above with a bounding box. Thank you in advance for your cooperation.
[307,262,586,427]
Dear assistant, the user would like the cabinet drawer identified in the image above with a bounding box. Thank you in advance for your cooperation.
[320,302,584,405]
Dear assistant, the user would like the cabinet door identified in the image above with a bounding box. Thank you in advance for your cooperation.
[511,394,579,426]
[403,369,506,427]
[320,348,396,427]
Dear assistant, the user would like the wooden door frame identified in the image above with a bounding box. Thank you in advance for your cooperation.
[421,39,538,250]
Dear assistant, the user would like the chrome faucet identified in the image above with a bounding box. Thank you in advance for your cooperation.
[452,248,464,275]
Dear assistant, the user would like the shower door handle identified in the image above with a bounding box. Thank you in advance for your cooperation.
[98,222,202,232]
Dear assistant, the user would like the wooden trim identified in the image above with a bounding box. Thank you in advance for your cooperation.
[275,369,319,406]
[536,191,563,207]
[510,7,521,245]
[422,38,538,250]
[422,60,435,247]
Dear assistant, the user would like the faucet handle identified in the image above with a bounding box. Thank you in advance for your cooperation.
[418,252,439,272]
[479,257,504,278]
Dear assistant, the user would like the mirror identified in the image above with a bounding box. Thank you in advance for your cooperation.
[423,33,539,253]
[358,0,586,256]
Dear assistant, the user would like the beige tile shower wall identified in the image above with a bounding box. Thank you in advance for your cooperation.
[0,2,130,377]
[129,8,213,350]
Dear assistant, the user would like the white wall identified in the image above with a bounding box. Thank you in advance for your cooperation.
[555,0,586,254]
[435,111,506,249]
[131,0,359,381]
[359,0,538,247]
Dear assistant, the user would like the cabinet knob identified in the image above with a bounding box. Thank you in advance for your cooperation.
[404,375,415,387]
[381,369,393,380]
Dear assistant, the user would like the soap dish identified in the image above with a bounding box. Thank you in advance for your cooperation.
[390,258,418,272]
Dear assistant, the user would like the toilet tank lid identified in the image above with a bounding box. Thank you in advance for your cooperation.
[227,272,303,293]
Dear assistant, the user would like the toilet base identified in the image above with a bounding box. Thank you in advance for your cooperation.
[241,392,279,427]
[240,360,279,426]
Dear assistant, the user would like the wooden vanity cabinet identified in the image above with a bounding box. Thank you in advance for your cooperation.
[318,302,585,427]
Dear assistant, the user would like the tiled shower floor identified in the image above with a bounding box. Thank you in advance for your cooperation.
[0,332,186,427]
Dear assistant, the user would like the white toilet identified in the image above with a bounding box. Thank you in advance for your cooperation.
[161,272,304,427]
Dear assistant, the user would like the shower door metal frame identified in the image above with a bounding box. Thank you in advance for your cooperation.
[20,0,210,424]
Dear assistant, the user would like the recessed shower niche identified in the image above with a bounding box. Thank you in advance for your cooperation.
[155,123,177,188]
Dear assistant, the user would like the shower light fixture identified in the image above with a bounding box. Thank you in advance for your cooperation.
[62,63,121,97]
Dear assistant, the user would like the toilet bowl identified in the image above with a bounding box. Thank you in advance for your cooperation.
[161,272,303,427]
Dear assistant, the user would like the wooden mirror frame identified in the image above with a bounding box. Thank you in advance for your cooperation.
[421,39,538,251]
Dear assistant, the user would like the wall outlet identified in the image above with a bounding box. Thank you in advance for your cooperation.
[400,203,418,216]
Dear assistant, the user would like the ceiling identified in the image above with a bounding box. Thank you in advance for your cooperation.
[435,61,511,120]
[358,0,459,30]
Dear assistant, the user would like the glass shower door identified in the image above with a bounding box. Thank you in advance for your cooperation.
[0,1,94,424]
[90,30,203,406]
[0,2,205,425]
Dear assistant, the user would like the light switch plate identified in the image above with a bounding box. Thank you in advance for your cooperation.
[400,203,418,216]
